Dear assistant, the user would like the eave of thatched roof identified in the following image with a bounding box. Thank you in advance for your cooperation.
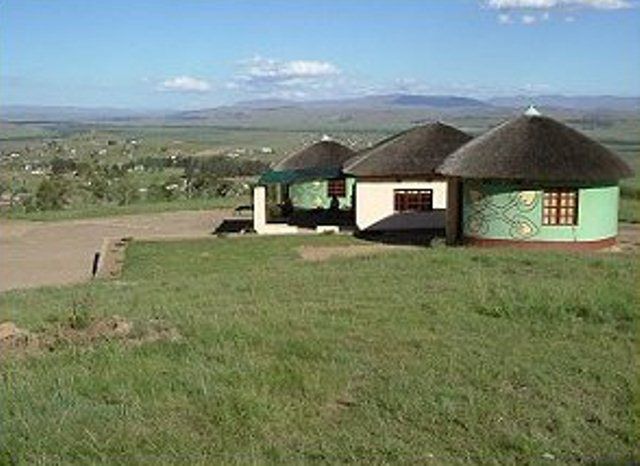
[343,122,472,178]
[258,140,356,184]
[436,114,634,182]
[258,167,343,184]
[273,140,356,172]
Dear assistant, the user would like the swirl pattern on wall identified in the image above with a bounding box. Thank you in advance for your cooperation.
[465,186,540,239]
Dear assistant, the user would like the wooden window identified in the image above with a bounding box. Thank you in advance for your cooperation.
[327,179,346,197]
[394,189,433,212]
[542,189,578,226]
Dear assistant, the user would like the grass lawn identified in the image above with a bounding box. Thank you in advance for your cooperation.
[620,197,640,224]
[0,235,637,465]
[0,197,247,222]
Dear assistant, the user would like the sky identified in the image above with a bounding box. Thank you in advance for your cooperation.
[2,0,639,109]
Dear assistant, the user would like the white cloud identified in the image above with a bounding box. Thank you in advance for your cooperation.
[227,56,343,98]
[245,58,339,79]
[498,11,551,23]
[158,76,211,93]
[521,82,554,93]
[487,0,631,9]
[226,55,558,101]
[490,0,628,24]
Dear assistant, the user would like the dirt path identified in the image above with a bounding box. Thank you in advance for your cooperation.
[0,210,231,292]
[617,223,640,253]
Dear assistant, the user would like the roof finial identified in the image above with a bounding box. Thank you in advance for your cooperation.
[525,105,541,117]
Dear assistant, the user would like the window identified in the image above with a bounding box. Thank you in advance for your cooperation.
[542,189,578,226]
[327,179,346,197]
[394,189,433,212]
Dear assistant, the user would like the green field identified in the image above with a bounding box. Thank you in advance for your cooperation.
[1,235,637,465]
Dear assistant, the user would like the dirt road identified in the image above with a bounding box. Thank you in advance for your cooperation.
[0,210,230,292]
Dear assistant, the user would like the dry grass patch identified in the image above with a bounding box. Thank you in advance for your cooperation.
[0,315,180,360]
[297,243,419,262]
[617,223,640,252]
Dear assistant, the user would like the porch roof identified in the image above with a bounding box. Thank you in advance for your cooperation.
[258,166,343,185]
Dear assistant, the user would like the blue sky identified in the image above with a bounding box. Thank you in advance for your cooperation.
[2,0,639,109]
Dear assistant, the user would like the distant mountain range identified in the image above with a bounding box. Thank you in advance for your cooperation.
[488,95,640,112]
[2,94,638,124]
[0,105,168,122]
[230,94,491,110]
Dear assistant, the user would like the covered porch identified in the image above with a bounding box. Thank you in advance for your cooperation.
[253,168,355,235]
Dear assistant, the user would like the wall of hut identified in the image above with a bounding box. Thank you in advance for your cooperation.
[355,180,447,231]
[462,180,619,242]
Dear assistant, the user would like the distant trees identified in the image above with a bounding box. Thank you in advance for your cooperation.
[180,155,266,199]
[179,155,268,177]
[145,175,180,202]
[111,174,140,205]
[84,170,110,202]
[50,156,77,175]
[5,151,263,214]
[133,154,269,176]
[189,173,235,198]
[35,176,70,210]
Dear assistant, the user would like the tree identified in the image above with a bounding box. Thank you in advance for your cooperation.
[85,171,110,202]
[35,176,69,210]
[0,180,8,198]
[111,174,139,206]
[50,156,77,175]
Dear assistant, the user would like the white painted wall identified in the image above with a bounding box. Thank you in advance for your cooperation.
[355,180,448,230]
[253,186,267,232]
[253,186,299,235]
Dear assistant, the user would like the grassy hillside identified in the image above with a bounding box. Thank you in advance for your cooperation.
[1,235,637,464]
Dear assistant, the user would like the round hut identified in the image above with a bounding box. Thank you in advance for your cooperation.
[437,107,634,249]
[259,139,356,210]
[344,122,471,232]
[253,139,356,234]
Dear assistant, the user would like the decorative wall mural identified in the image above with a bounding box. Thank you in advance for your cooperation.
[289,179,354,210]
[465,185,541,239]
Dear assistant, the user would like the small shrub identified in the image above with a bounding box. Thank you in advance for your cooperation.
[67,297,93,330]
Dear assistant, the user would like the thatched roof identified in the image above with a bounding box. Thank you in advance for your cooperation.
[344,122,472,177]
[258,140,356,184]
[273,140,355,171]
[437,114,634,182]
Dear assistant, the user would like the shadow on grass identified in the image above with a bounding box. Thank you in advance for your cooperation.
[354,228,445,246]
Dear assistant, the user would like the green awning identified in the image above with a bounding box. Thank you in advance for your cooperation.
[258,167,344,185]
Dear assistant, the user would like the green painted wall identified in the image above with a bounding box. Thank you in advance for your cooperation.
[462,180,619,242]
[289,177,355,210]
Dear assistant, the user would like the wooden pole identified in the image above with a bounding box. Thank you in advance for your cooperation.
[91,252,101,278]
[445,178,462,246]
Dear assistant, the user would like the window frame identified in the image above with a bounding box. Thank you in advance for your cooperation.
[542,188,579,226]
[393,189,434,213]
[327,178,347,198]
